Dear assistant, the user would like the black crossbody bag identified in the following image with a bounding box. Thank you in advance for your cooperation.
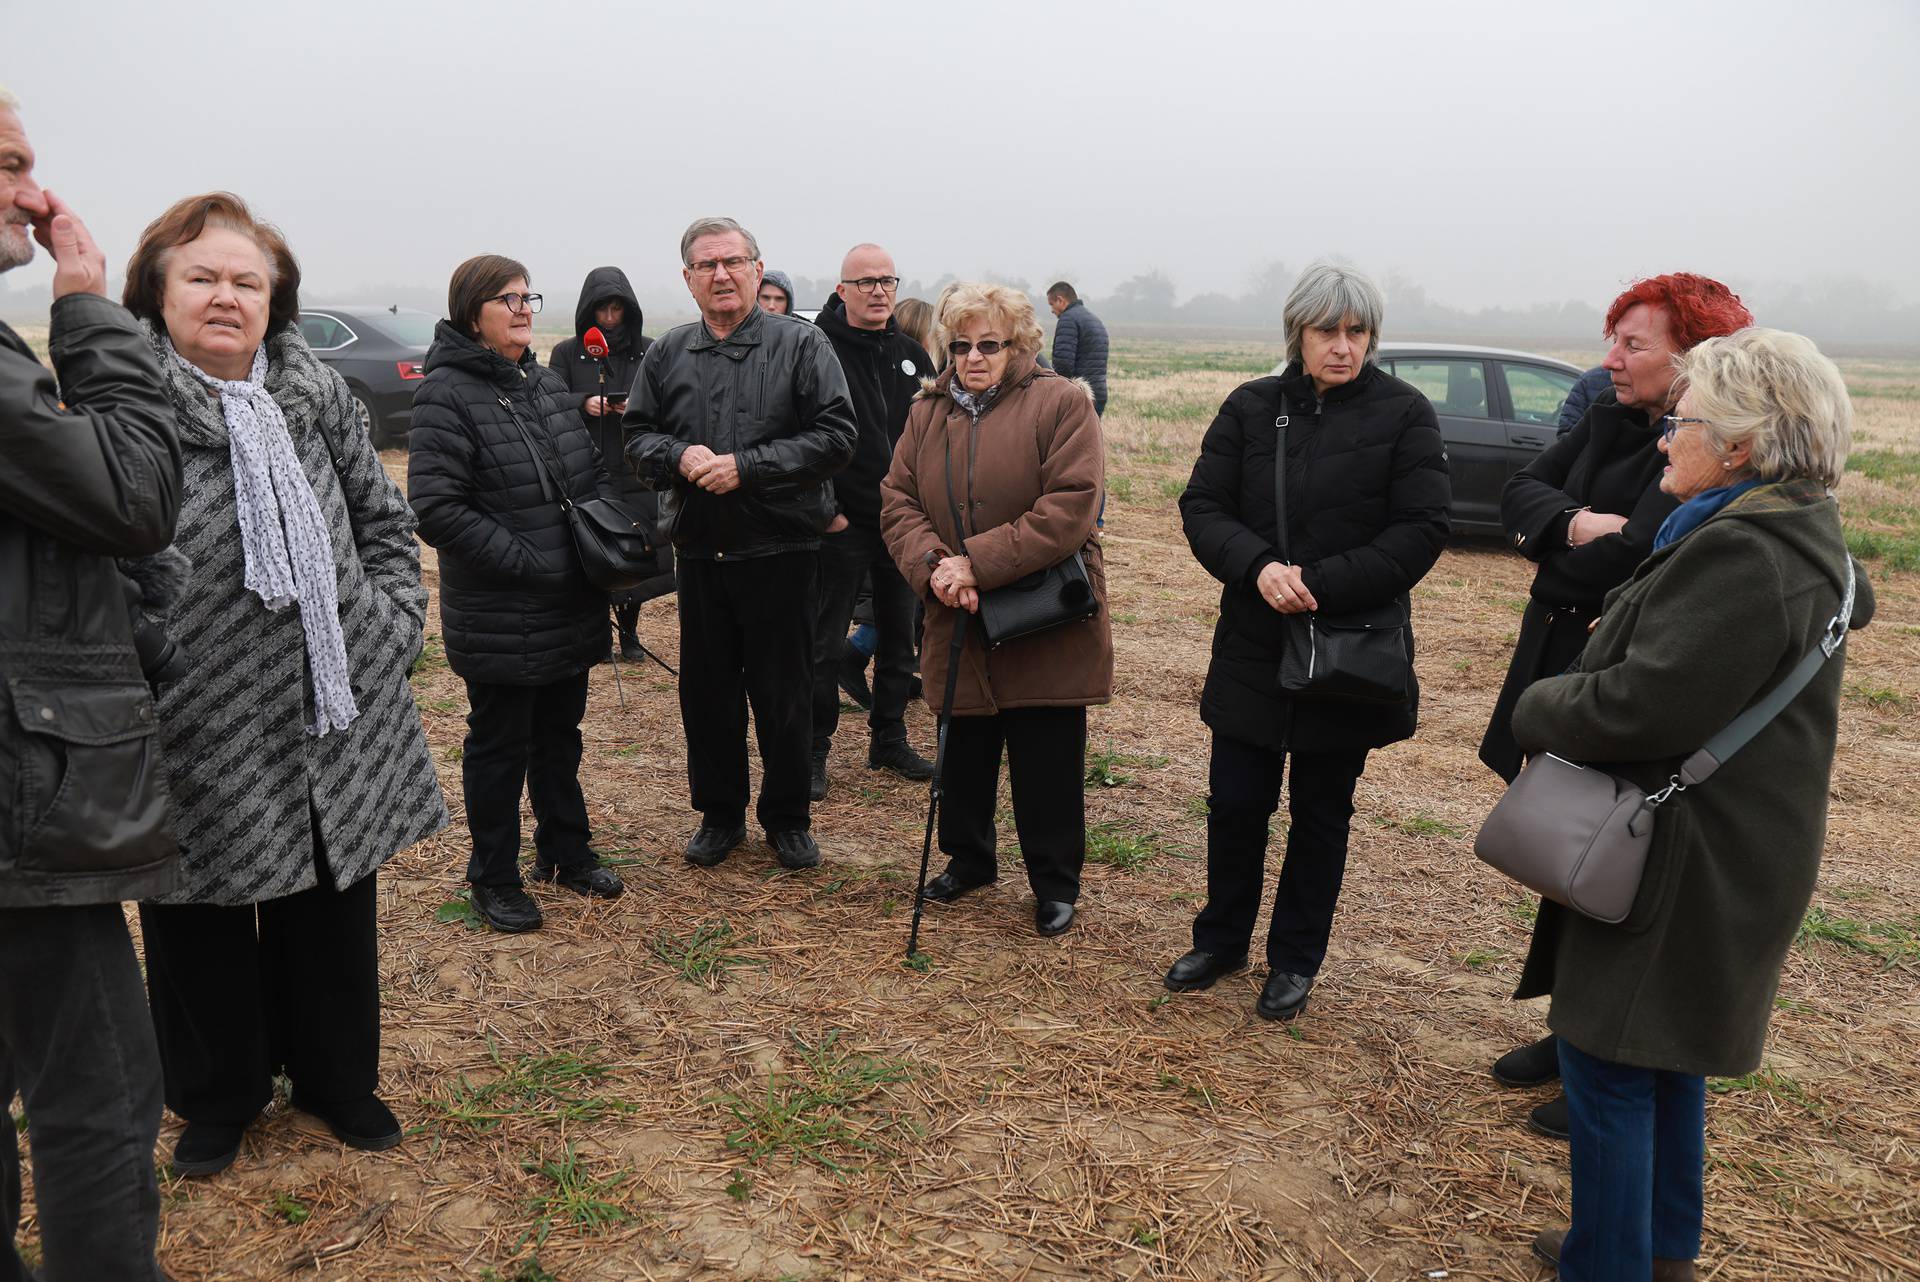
[498,396,659,594]
[1272,395,1413,705]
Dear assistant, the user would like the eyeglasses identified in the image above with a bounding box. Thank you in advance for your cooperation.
[687,256,756,277]
[1659,415,1711,443]
[486,292,543,315]
[842,275,900,295]
[947,339,1011,357]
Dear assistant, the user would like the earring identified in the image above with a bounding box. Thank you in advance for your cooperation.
[1722,462,1732,469]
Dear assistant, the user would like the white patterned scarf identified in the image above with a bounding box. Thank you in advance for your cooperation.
[166,339,359,736]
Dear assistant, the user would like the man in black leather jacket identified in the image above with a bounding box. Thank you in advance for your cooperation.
[625,217,856,873]
[0,89,184,1282]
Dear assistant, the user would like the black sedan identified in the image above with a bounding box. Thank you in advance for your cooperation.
[296,305,437,447]
[1275,342,1585,536]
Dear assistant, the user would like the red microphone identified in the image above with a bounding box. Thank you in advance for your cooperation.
[582,325,610,359]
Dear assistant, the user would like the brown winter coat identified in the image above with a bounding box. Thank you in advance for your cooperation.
[880,356,1113,716]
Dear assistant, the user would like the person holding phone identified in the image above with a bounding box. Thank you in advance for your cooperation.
[550,267,671,659]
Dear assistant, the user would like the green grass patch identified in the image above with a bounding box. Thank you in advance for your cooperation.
[410,633,449,677]
[1455,949,1502,970]
[520,1144,633,1248]
[1155,1070,1217,1108]
[431,1041,634,1133]
[435,894,484,931]
[716,1032,913,1173]
[1846,682,1908,711]
[1847,449,1920,482]
[1084,743,1171,788]
[269,1192,310,1225]
[1085,822,1167,872]
[1376,812,1466,840]
[1158,476,1188,501]
[1108,475,1136,502]
[1795,905,1920,963]
[651,920,763,985]
[1709,1066,1816,1111]
[1504,896,1540,926]
[1845,527,1920,573]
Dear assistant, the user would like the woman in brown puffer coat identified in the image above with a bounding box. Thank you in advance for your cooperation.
[881,283,1111,938]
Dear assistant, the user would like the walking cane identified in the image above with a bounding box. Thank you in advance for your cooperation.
[905,603,971,964]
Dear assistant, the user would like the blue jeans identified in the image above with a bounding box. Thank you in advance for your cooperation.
[1558,1038,1705,1281]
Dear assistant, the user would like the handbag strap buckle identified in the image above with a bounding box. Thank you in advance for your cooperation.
[1648,774,1687,807]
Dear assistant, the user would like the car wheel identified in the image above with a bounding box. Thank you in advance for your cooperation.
[349,390,380,443]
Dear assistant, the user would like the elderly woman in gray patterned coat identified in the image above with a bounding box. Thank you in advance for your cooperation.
[121,193,446,1179]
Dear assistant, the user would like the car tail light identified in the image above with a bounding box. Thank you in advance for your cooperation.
[396,359,425,381]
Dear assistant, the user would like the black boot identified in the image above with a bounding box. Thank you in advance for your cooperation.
[615,603,644,663]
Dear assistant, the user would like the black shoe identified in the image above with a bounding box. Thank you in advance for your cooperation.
[809,752,829,802]
[769,829,821,870]
[838,643,872,710]
[171,1120,247,1178]
[921,870,992,903]
[684,822,746,868]
[292,1092,403,1152]
[1527,1092,1570,1141]
[619,638,646,663]
[1163,949,1248,992]
[868,739,934,781]
[1491,1033,1561,1088]
[1256,971,1313,1021]
[532,860,625,900]
[1531,1227,1565,1267]
[1035,900,1076,936]
[470,882,542,933]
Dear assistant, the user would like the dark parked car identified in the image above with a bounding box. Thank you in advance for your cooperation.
[1274,342,1583,536]
[296,305,436,447]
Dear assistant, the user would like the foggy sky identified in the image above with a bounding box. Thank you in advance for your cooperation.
[5,0,1918,317]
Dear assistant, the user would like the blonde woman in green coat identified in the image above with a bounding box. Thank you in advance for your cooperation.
[1508,329,1873,1282]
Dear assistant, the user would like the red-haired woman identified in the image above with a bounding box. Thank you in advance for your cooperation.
[1480,272,1753,1141]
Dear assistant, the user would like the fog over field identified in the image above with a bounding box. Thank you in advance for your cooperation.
[5,0,1919,343]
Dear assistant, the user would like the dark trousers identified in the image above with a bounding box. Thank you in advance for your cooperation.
[1191,732,1368,975]
[0,905,164,1282]
[1559,1038,1706,1280]
[462,668,593,888]
[678,551,817,833]
[811,523,916,754]
[938,706,1087,903]
[137,855,380,1127]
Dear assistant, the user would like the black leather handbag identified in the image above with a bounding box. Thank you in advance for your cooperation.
[500,396,659,594]
[941,414,1099,649]
[1271,397,1413,705]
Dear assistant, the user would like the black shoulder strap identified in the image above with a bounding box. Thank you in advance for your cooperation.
[1271,390,1292,564]
[497,394,566,510]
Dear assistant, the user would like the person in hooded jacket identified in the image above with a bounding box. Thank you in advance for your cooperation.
[1168,262,1450,1021]
[759,268,796,316]
[409,255,627,934]
[808,244,937,797]
[548,266,672,661]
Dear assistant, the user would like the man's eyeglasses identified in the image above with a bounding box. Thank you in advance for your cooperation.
[688,256,755,277]
[842,275,900,295]
[1659,415,1711,443]
[487,292,543,315]
[947,339,1011,357]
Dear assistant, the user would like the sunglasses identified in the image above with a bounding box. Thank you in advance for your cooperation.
[947,339,1011,357]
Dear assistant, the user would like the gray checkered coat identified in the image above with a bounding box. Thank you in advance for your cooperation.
[143,323,447,905]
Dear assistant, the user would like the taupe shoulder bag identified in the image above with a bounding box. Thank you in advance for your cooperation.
[1475,557,1855,924]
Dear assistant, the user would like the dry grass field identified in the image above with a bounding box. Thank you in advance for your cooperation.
[10,331,1920,1280]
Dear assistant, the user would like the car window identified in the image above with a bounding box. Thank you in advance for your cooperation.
[298,313,354,350]
[364,309,438,347]
[1500,363,1578,426]
[1393,359,1489,418]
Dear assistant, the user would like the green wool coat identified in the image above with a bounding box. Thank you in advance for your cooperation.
[1510,480,1874,1077]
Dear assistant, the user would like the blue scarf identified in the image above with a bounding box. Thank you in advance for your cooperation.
[1653,478,1765,551]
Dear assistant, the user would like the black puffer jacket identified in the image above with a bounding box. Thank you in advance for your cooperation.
[547,267,671,602]
[408,322,614,685]
[1479,391,1679,779]
[623,306,857,559]
[814,294,933,529]
[1179,362,1451,753]
[0,298,183,907]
